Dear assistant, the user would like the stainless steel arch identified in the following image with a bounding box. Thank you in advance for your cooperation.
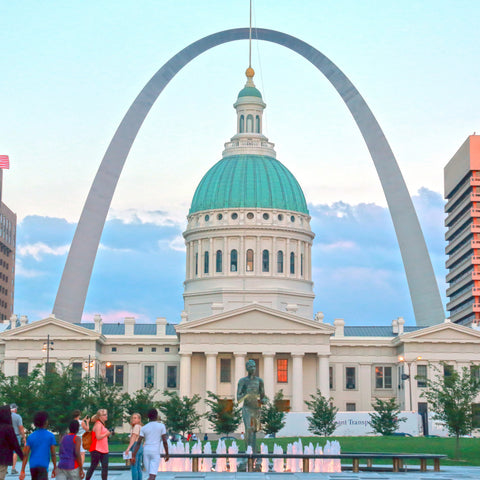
[53,28,445,326]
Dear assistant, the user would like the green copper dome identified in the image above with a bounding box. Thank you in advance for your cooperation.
[189,155,308,215]
[237,86,262,98]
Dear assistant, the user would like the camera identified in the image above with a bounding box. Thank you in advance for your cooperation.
[109,428,115,436]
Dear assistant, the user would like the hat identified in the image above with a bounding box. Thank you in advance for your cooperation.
[10,403,17,410]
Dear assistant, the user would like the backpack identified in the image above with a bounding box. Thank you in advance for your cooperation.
[82,431,93,451]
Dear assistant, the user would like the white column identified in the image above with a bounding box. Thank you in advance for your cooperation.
[291,354,304,412]
[317,354,330,399]
[263,353,275,400]
[239,237,244,272]
[205,353,217,395]
[272,237,276,277]
[179,353,192,398]
[234,352,246,392]
[256,236,261,273]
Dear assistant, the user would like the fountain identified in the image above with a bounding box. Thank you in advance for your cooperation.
[260,443,269,472]
[228,441,238,472]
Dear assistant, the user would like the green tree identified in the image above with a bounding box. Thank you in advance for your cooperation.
[369,397,406,435]
[204,391,241,435]
[304,389,338,437]
[124,388,160,424]
[158,391,202,436]
[260,390,290,436]
[422,364,480,459]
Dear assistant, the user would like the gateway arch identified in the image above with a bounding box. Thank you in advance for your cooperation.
[53,28,445,326]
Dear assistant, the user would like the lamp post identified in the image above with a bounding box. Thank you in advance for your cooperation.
[42,334,54,374]
[399,355,422,411]
[84,355,95,378]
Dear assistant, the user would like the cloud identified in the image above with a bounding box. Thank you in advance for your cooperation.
[18,242,70,261]
[167,235,187,252]
[82,310,152,324]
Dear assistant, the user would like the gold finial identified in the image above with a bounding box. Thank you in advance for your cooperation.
[246,67,255,79]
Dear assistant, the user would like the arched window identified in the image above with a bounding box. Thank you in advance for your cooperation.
[239,115,245,133]
[204,251,209,274]
[255,115,260,133]
[216,250,222,273]
[195,253,198,276]
[277,250,284,273]
[246,114,253,132]
[301,253,304,276]
[246,249,254,271]
[230,249,238,272]
[290,251,295,274]
[262,249,269,272]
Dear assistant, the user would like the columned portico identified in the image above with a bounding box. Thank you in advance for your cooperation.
[317,354,330,398]
[205,352,217,394]
[263,352,275,400]
[291,353,304,412]
[179,352,192,397]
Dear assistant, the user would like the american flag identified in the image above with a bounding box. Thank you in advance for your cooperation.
[0,155,9,169]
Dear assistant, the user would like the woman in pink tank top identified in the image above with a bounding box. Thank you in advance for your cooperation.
[85,409,112,480]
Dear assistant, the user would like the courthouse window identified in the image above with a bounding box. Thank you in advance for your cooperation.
[277,251,283,273]
[346,403,356,411]
[230,249,238,272]
[277,359,288,383]
[18,362,28,378]
[105,364,124,386]
[204,251,209,274]
[72,362,83,382]
[443,364,454,378]
[375,366,392,389]
[246,249,254,271]
[417,364,428,387]
[471,365,480,381]
[216,250,222,273]
[144,365,155,388]
[220,359,231,383]
[290,252,295,274]
[167,365,178,388]
[262,250,269,272]
[329,366,334,390]
[345,367,356,389]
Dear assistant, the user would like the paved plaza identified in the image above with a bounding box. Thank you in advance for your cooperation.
[8,466,480,480]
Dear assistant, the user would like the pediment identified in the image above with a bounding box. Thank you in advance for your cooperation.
[1,315,102,340]
[176,305,335,335]
[400,321,480,343]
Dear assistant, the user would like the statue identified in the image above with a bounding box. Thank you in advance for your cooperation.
[236,359,267,452]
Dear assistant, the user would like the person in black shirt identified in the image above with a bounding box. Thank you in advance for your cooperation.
[0,404,23,480]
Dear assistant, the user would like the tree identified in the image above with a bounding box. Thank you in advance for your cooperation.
[124,388,160,424]
[204,391,242,435]
[158,390,202,436]
[304,389,338,437]
[422,364,480,459]
[369,398,406,435]
[260,390,290,436]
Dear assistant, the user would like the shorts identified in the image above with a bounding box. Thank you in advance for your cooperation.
[57,467,81,480]
[143,449,161,475]
[30,467,49,480]
[16,434,22,446]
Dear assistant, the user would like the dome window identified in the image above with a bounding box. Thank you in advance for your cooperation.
[263,213,269,220]
[247,212,254,219]
[216,250,223,273]
[217,213,223,220]
[246,114,253,132]
[231,213,238,220]
[262,250,269,272]
[204,251,209,274]
[246,249,254,272]
[205,214,210,222]
[239,115,245,133]
[230,249,238,272]
[278,214,284,221]
[277,250,284,273]
[290,252,295,274]
[255,115,261,133]
[290,215,295,222]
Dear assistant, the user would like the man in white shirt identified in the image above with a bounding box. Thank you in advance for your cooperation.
[132,409,169,480]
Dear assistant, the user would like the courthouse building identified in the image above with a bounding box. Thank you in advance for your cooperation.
[1,70,480,433]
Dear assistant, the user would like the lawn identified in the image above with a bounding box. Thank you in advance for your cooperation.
[109,436,480,467]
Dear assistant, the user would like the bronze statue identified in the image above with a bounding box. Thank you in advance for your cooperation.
[236,359,267,452]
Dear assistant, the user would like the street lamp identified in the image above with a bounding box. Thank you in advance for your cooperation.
[84,355,95,378]
[399,355,422,411]
[42,334,54,374]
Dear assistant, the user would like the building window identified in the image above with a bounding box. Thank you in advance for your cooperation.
[165,347,170,352]
[204,251,209,274]
[167,365,178,388]
[230,249,238,272]
[255,115,260,133]
[105,364,124,386]
[72,362,83,382]
[417,364,428,387]
[290,252,295,274]
[216,250,222,273]
[444,364,454,378]
[246,249,254,271]
[151,347,156,352]
[18,362,28,378]
[220,359,231,383]
[262,250,269,272]
[301,253,304,276]
[111,347,117,352]
[277,251,283,273]
[195,253,198,275]
[345,367,356,389]
[375,366,392,389]
[144,365,155,388]
[138,347,143,352]
[239,115,245,133]
[471,364,480,382]
[329,366,334,390]
[346,403,356,412]
[277,359,288,383]
[246,114,253,132]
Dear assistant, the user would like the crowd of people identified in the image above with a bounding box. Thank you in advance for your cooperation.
[0,405,170,480]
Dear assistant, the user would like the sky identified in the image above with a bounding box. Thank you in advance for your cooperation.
[2,1,479,326]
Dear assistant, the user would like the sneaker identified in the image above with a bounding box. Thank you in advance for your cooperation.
[11,469,18,474]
